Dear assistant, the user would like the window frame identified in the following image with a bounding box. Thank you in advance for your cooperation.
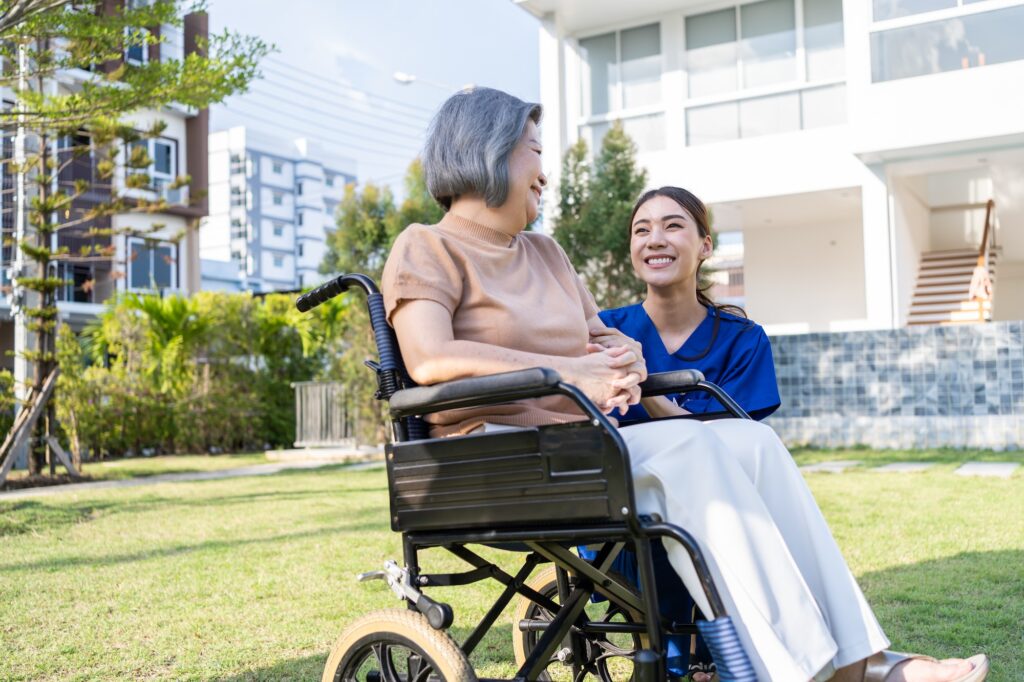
[127,237,177,292]
[577,20,668,126]
[680,0,848,146]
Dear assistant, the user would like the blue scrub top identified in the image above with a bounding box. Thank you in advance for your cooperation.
[599,303,781,421]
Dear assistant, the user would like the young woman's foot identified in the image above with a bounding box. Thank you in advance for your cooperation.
[889,657,978,682]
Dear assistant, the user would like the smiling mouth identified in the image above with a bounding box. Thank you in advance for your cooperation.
[530,185,542,200]
[645,256,675,266]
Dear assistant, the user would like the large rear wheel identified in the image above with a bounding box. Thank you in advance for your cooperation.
[323,609,477,682]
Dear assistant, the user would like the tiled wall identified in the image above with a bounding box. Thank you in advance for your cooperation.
[765,321,1024,450]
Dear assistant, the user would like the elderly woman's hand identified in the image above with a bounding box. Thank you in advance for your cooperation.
[588,325,647,383]
[566,344,644,415]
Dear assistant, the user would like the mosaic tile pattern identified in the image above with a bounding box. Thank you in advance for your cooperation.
[769,321,1024,419]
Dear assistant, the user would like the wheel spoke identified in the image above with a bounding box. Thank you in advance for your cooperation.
[370,643,403,682]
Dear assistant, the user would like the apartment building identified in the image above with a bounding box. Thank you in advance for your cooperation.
[0,12,210,374]
[515,0,1024,333]
[200,127,357,293]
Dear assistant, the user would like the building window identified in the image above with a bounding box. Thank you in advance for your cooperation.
[873,0,957,21]
[298,243,304,257]
[273,254,284,268]
[230,185,244,207]
[129,239,175,290]
[325,173,334,187]
[870,4,1024,82]
[124,27,150,66]
[230,218,245,239]
[272,191,284,206]
[297,212,303,227]
[580,22,661,116]
[296,181,303,196]
[272,221,284,237]
[271,160,284,174]
[128,137,177,192]
[684,0,846,146]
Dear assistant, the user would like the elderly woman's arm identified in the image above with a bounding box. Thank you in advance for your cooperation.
[392,299,643,413]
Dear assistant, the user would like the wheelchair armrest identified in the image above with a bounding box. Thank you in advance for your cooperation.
[638,369,705,397]
[389,367,563,418]
[639,370,752,420]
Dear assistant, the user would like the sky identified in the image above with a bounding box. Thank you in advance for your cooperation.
[207,0,541,192]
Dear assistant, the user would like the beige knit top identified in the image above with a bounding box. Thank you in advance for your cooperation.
[382,212,600,436]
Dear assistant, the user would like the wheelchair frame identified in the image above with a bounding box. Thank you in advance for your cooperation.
[298,274,758,682]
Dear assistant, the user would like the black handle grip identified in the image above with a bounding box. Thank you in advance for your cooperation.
[295,274,381,312]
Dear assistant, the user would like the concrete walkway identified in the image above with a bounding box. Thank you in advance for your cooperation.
[800,460,1020,478]
[0,459,385,501]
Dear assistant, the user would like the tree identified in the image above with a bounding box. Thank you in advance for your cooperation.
[0,1,268,476]
[320,181,396,281]
[552,122,648,309]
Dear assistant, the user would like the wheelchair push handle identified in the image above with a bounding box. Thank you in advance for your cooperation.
[295,273,379,312]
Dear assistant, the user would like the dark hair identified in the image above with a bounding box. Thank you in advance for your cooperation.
[630,186,747,319]
[422,87,543,211]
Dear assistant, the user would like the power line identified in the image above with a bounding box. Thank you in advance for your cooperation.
[241,77,429,140]
[223,100,421,155]
[264,56,438,115]
[219,106,418,162]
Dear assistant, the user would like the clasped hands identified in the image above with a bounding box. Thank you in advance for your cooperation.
[581,325,647,416]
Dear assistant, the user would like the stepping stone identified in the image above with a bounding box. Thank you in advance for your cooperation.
[800,460,861,474]
[872,462,936,473]
[954,462,1020,479]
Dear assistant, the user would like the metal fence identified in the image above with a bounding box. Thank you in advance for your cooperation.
[292,381,358,448]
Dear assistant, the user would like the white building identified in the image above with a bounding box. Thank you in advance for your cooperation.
[200,127,357,293]
[515,0,1024,333]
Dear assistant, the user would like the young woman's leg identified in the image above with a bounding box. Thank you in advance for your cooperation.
[702,419,890,672]
[620,420,883,681]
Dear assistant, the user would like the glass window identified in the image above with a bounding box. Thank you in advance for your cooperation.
[620,24,662,109]
[801,84,847,128]
[686,8,738,97]
[325,174,334,187]
[871,5,1024,82]
[298,243,304,257]
[623,113,666,152]
[272,222,284,237]
[153,245,173,288]
[805,0,846,81]
[273,254,284,268]
[271,160,283,173]
[739,91,800,138]
[129,241,150,289]
[297,181,303,196]
[873,0,957,21]
[298,213,304,226]
[152,140,173,177]
[687,102,739,145]
[740,0,797,88]
[580,32,618,116]
[272,191,283,206]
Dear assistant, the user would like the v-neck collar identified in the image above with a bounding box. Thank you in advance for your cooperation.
[638,302,718,361]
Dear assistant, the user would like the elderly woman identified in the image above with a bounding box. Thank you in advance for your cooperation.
[380,87,987,682]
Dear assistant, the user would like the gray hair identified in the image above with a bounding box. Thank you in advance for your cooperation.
[422,87,542,210]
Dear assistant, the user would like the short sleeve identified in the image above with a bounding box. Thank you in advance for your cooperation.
[381,225,463,325]
[715,327,781,420]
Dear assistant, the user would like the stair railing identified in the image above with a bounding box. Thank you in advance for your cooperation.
[968,199,996,321]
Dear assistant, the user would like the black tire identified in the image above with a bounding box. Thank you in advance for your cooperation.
[511,565,647,681]
[323,609,477,682]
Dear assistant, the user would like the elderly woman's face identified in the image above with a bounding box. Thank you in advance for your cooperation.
[506,119,546,225]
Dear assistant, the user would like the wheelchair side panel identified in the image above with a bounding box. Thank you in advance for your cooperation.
[386,424,631,532]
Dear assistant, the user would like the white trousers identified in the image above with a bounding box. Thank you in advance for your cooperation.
[619,419,890,682]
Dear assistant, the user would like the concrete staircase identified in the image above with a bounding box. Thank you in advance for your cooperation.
[907,249,997,325]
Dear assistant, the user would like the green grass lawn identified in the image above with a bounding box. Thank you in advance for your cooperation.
[3,452,269,486]
[791,446,1024,471]
[0,455,1021,681]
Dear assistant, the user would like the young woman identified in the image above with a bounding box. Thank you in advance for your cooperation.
[380,86,987,682]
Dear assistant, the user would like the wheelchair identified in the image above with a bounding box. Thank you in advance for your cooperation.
[297,274,759,682]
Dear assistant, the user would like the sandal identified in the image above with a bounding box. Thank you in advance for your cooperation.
[864,651,989,682]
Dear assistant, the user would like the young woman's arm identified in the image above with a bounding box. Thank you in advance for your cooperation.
[392,299,644,413]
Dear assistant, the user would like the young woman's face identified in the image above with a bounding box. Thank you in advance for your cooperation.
[506,119,546,225]
[630,195,712,290]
